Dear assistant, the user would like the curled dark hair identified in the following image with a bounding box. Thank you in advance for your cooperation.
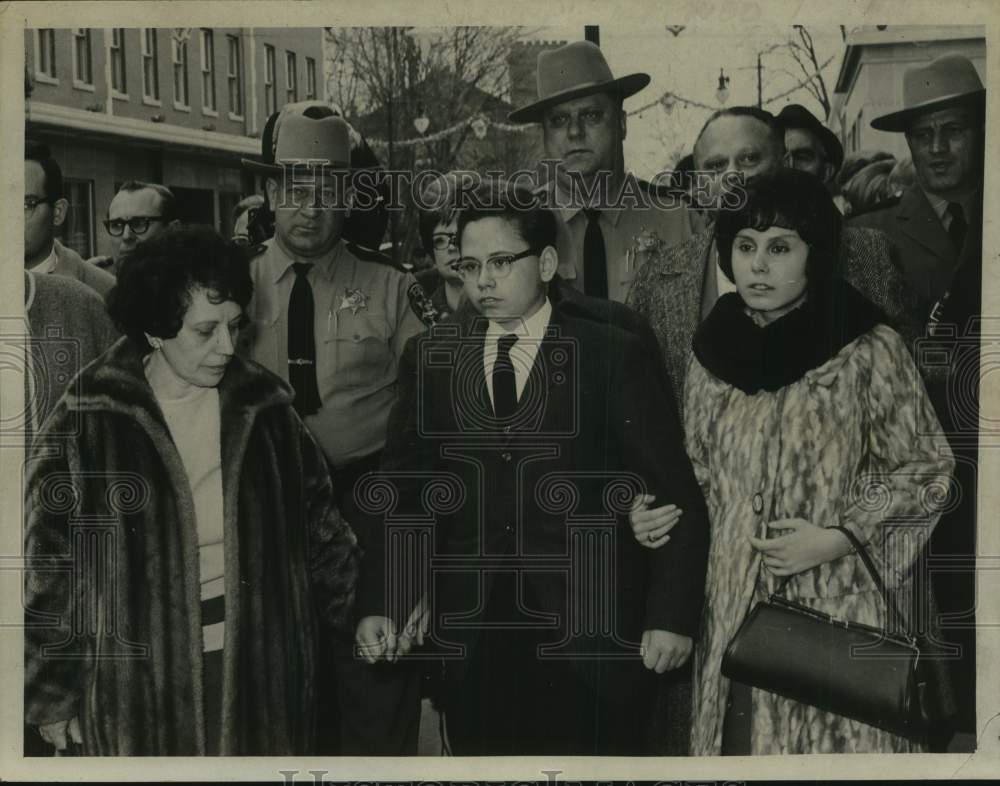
[456,177,557,254]
[714,168,842,288]
[107,224,253,349]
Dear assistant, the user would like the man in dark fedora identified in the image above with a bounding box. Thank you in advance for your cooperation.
[510,40,693,303]
[776,103,844,189]
[239,102,425,756]
[851,53,985,750]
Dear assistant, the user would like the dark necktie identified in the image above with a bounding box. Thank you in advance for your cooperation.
[492,333,519,419]
[583,209,608,298]
[947,202,967,251]
[288,262,322,416]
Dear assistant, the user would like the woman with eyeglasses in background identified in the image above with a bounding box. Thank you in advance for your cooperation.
[414,172,467,321]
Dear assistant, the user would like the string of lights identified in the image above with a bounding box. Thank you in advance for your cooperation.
[358,62,830,150]
[363,114,532,149]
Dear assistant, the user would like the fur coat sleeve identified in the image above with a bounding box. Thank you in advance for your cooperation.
[298,419,360,631]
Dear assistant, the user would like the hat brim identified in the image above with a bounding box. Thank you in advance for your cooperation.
[241,159,350,176]
[871,89,985,132]
[507,73,651,124]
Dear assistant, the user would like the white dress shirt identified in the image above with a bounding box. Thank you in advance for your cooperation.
[483,298,553,407]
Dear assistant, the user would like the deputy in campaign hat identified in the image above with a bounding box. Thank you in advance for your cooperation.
[871,53,985,132]
[241,102,351,176]
[508,40,650,123]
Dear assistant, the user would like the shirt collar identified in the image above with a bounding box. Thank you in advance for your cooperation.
[28,244,58,275]
[551,177,627,228]
[266,236,345,283]
[24,271,36,311]
[486,298,553,343]
[921,187,950,221]
[921,184,980,222]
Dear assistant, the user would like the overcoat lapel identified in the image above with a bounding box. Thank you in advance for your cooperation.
[896,186,955,265]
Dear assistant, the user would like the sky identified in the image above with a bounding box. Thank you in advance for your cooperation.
[524,25,847,178]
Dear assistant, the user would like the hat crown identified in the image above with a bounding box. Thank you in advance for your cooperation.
[536,41,616,101]
[902,54,983,112]
[272,111,350,168]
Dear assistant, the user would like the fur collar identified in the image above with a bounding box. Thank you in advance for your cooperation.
[693,279,885,394]
[67,337,294,422]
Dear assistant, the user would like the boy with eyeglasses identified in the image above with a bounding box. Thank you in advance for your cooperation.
[24,141,116,299]
[356,178,708,755]
[91,181,179,277]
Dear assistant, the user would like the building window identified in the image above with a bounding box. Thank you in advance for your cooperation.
[110,28,127,94]
[306,56,317,100]
[227,34,243,117]
[60,179,95,259]
[172,35,189,108]
[35,29,57,82]
[285,51,298,103]
[264,45,276,115]
[142,28,160,102]
[200,29,216,113]
[73,28,93,86]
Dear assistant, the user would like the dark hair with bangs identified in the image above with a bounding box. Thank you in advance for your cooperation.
[107,224,253,350]
[456,177,557,253]
[714,168,842,289]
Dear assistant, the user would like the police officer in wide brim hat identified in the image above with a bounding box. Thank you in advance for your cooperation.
[242,102,389,252]
[242,103,351,177]
[508,40,650,123]
[870,53,985,132]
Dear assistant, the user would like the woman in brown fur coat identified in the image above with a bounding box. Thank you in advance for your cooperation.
[24,225,359,755]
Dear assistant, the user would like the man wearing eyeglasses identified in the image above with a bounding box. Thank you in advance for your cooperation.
[509,41,693,303]
[24,142,116,299]
[91,181,179,276]
[357,178,708,755]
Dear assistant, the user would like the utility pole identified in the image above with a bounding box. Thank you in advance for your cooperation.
[757,52,763,108]
[387,28,397,265]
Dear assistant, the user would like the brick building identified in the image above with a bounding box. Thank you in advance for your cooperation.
[25,27,324,259]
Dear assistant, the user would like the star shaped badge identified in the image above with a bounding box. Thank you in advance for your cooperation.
[338,288,370,315]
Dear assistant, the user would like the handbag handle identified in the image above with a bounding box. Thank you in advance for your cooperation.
[773,524,913,639]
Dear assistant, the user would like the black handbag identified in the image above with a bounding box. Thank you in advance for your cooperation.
[721,525,933,740]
